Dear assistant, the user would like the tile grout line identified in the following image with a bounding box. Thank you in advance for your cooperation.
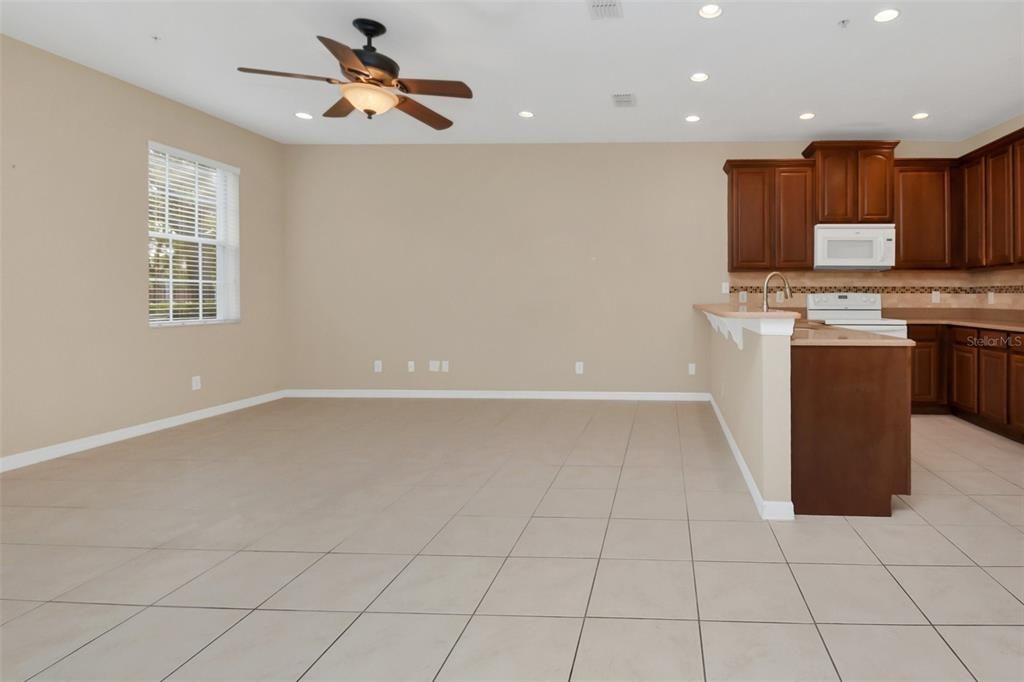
[675,401,709,682]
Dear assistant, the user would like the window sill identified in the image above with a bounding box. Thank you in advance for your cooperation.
[149,318,240,329]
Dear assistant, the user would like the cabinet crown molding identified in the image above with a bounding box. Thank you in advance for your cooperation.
[801,140,900,159]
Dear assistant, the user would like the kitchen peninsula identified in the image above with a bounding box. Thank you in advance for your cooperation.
[696,304,915,519]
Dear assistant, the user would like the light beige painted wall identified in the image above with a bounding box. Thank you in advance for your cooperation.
[1,38,286,455]
[283,141,806,392]
[708,327,791,503]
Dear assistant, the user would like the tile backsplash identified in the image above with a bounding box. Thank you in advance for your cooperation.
[729,269,1024,309]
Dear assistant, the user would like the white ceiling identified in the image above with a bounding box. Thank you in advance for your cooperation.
[3,1,1023,145]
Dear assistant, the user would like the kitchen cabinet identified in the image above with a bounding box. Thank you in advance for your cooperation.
[962,157,986,267]
[978,343,1009,424]
[724,160,814,270]
[1013,139,1024,263]
[1011,352,1024,432]
[908,325,945,408]
[801,141,897,223]
[894,160,953,268]
[986,146,1014,266]
[951,342,979,414]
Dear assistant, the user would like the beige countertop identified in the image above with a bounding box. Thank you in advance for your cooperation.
[791,321,915,347]
[694,303,801,319]
[888,308,1024,334]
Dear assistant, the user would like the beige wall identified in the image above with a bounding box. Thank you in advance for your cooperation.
[283,141,804,392]
[1,38,287,455]
[708,327,791,505]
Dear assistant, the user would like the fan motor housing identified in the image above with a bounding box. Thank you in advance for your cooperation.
[351,49,399,85]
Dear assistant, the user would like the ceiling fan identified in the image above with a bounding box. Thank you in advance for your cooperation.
[238,18,472,130]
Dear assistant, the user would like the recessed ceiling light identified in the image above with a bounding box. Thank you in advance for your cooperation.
[294,112,313,120]
[518,111,534,118]
[685,115,701,123]
[874,8,900,22]
[912,112,929,120]
[799,112,815,120]
[690,72,710,83]
[698,4,722,19]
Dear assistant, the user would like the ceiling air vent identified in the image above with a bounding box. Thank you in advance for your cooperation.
[589,0,623,20]
[611,93,636,107]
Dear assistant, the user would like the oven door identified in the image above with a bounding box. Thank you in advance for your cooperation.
[814,225,895,270]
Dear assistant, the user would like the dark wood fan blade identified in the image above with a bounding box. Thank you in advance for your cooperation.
[396,79,473,98]
[323,98,355,118]
[395,96,453,130]
[237,67,342,84]
[316,36,370,78]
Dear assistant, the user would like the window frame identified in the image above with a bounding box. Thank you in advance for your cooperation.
[147,141,241,328]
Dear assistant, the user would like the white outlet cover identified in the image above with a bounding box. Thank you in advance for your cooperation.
[721,281,730,295]
[688,363,696,376]
[441,360,449,373]
[191,375,201,391]
[931,290,941,303]
[575,361,584,375]
[987,291,995,304]
[776,290,785,303]
[373,360,383,373]
[407,361,415,372]
[739,291,748,303]
[429,360,440,372]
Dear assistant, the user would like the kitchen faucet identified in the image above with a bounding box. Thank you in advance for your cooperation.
[762,271,793,312]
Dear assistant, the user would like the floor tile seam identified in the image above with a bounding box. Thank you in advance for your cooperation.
[675,402,708,682]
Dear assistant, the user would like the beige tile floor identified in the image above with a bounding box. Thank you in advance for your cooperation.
[1,399,1022,681]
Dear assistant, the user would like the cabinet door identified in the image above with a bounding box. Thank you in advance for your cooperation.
[774,165,814,269]
[728,166,773,270]
[911,340,941,404]
[978,348,1009,423]
[858,149,895,222]
[895,163,952,268]
[985,146,1014,266]
[1013,140,1024,263]
[951,345,978,413]
[1010,354,1024,431]
[816,149,857,222]
[962,157,986,267]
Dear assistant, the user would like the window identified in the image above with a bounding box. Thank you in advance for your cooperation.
[147,143,239,325]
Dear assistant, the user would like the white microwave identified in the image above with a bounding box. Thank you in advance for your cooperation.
[814,224,896,270]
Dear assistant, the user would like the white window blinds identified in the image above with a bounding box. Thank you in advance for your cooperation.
[147,143,239,325]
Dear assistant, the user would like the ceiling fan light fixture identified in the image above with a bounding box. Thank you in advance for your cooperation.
[341,82,399,117]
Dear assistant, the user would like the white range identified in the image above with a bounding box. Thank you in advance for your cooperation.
[806,292,908,339]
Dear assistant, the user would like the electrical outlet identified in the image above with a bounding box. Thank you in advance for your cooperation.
[441,360,450,373]
[931,290,941,304]
[739,291,748,303]
[373,360,383,373]
[721,281,730,295]
[575,361,585,375]
[776,290,785,303]
[688,363,696,376]
[987,291,995,305]
[429,360,440,372]
[191,375,201,391]
[407,361,415,372]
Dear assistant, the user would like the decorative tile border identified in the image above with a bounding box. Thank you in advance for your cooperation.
[730,284,1024,294]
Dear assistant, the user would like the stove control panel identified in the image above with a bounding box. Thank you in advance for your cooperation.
[806,292,881,311]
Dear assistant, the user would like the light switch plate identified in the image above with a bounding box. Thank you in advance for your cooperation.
[931,290,941,303]
[373,360,383,373]
[738,291,748,303]
[407,361,415,372]
[429,360,440,372]
[191,375,201,391]
[688,363,696,376]
[721,282,730,295]
[441,360,449,373]
[575,361,584,375]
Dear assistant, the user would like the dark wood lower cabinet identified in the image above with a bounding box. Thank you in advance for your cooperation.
[978,347,1009,424]
[909,325,945,409]
[1011,353,1024,431]
[792,346,911,517]
[951,344,979,413]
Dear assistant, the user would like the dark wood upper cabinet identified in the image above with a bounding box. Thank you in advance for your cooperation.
[986,146,1014,266]
[1015,139,1024,263]
[962,156,986,267]
[724,160,814,271]
[802,141,897,223]
[894,160,952,268]
[774,164,815,269]
[726,163,773,270]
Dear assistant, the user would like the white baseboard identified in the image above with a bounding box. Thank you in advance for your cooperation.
[285,389,711,402]
[709,396,794,521]
[0,390,287,473]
